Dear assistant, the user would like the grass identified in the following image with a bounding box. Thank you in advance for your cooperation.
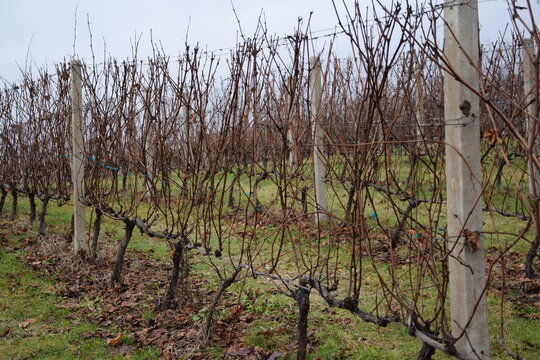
[0,221,160,360]
[0,148,539,359]
[2,206,538,359]
[239,289,540,359]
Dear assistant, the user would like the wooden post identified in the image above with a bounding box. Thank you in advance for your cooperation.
[310,56,326,223]
[524,38,540,195]
[286,77,298,171]
[70,59,87,253]
[443,1,489,358]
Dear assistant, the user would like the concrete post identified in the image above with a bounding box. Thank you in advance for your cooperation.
[310,56,326,223]
[524,38,540,196]
[70,60,87,253]
[443,1,489,358]
[181,95,191,169]
[286,77,298,171]
[415,58,426,155]
[143,88,156,192]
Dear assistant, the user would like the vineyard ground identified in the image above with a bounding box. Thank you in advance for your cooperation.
[0,189,539,359]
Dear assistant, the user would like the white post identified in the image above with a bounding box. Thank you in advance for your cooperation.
[524,38,540,196]
[70,60,87,253]
[143,88,156,191]
[310,56,326,223]
[415,58,426,155]
[286,77,298,171]
[444,1,489,358]
[181,95,191,169]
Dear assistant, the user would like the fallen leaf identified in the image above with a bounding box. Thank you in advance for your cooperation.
[267,351,283,360]
[121,300,138,307]
[228,348,252,356]
[406,229,417,235]
[483,128,497,144]
[109,344,134,356]
[106,333,123,346]
[0,327,11,338]
[462,229,481,252]
[18,318,37,329]
[518,312,539,320]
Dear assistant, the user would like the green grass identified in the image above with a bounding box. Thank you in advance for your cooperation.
[2,197,539,359]
[239,289,540,360]
[1,147,539,359]
[0,222,160,360]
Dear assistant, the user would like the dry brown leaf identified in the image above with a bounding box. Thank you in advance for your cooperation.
[483,128,498,144]
[519,312,539,320]
[106,333,123,346]
[462,229,481,252]
[228,348,252,356]
[0,327,11,338]
[109,344,135,356]
[18,318,36,329]
[121,300,138,308]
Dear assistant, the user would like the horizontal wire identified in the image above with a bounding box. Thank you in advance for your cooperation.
[3,0,514,81]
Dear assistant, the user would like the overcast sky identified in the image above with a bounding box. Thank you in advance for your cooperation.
[0,0,537,83]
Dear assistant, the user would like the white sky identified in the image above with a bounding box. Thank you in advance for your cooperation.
[0,0,537,83]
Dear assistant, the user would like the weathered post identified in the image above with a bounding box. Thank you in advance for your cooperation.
[524,38,540,197]
[181,94,191,169]
[407,54,427,188]
[523,38,540,278]
[70,59,87,254]
[143,88,156,192]
[415,57,426,155]
[443,1,489,358]
[310,56,326,223]
[286,77,298,171]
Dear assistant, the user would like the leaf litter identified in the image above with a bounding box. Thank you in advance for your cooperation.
[9,226,280,359]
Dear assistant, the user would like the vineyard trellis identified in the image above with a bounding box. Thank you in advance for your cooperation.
[0,1,539,359]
